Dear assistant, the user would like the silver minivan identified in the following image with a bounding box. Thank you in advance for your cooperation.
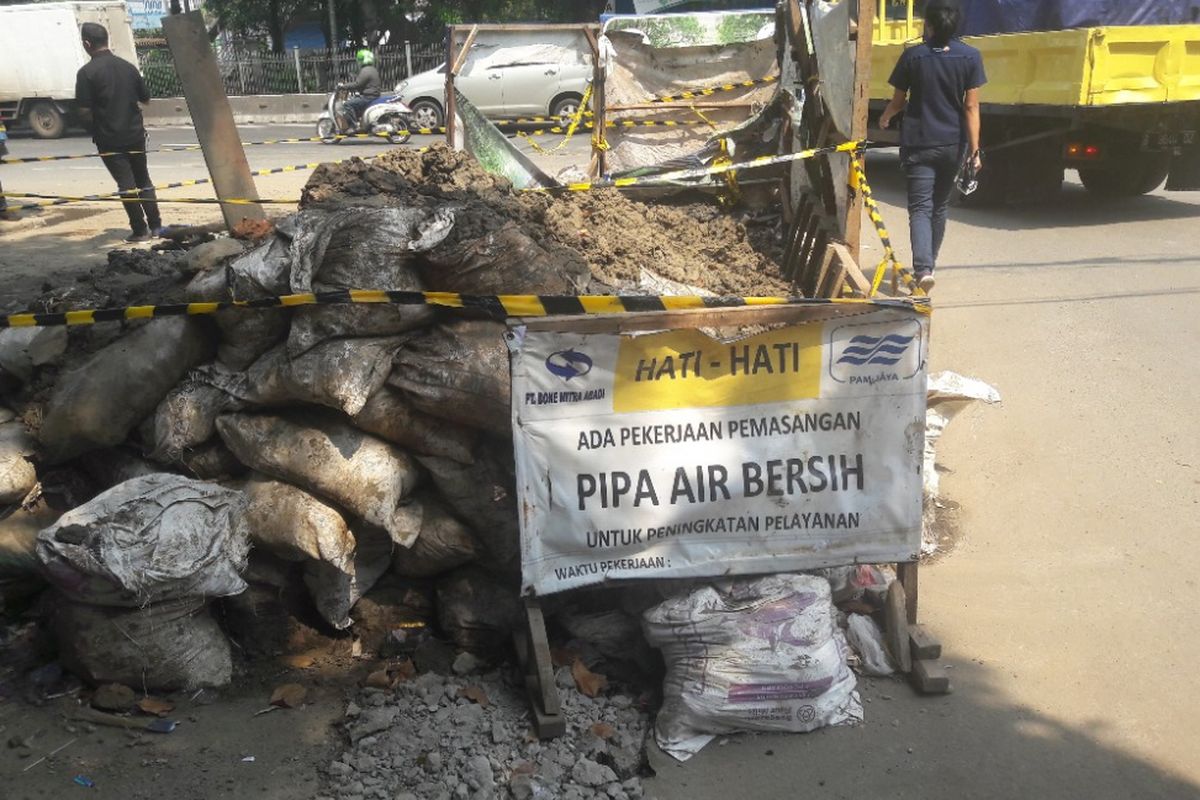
[394,46,592,130]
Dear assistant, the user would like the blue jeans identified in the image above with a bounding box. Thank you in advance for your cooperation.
[344,95,376,125]
[902,144,960,274]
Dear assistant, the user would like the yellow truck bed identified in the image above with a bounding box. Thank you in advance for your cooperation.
[870,24,1200,107]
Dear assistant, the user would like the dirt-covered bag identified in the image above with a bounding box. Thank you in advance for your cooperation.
[391,494,479,578]
[140,378,240,463]
[0,502,59,578]
[206,335,403,417]
[0,419,37,504]
[436,564,522,654]
[240,474,355,572]
[216,412,422,546]
[389,320,512,435]
[642,574,862,761]
[304,524,393,630]
[38,317,216,463]
[52,596,232,691]
[36,473,249,607]
[417,446,519,573]
[352,385,477,464]
[421,222,590,295]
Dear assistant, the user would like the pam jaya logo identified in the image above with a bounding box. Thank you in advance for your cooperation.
[545,349,593,381]
[835,333,914,367]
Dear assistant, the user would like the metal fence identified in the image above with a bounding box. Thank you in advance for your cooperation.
[137,41,444,98]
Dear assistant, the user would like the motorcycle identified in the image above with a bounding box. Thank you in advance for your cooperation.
[316,86,412,145]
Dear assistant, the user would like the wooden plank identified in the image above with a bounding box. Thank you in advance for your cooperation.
[897,560,919,624]
[800,229,829,297]
[452,25,478,74]
[519,303,858,335]
[444,27,458,146]
[815,245,843,298]
[589,25,606,177]
[908,624,943,661]
[884,580,912,673]
[830,240,872,296]
[910,659,952,694]
[845,0,875,262]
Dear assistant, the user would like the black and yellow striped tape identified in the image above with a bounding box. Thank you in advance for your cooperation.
[0,191,295,206]
[0,290,929,329]
[849,155,921,296]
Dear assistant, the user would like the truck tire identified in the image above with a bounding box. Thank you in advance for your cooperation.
[26,100,65,139]
[1079,153,1170,197]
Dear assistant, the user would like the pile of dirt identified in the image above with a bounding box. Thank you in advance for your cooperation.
[302,144,790,296]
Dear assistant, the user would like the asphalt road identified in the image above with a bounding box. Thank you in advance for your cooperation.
[1,122,591,198]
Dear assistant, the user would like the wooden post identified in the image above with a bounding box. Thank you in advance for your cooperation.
[583,26,605,177]
[445,25,478,149]
[846,0,875,264]
[162,11,264,230]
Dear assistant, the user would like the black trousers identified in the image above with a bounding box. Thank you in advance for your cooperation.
[100,146,161,233]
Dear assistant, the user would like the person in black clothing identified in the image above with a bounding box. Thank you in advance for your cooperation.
[76,22,164,242]
[879,0,985,293]
[338,49,382,127]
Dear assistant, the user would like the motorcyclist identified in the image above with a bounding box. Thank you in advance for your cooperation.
[338,49,381,126]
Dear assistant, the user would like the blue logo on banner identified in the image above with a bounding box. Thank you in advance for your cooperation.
[835,334,914,367]
[545,349,593,381]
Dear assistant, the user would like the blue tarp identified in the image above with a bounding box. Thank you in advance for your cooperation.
[959,0,1200,36]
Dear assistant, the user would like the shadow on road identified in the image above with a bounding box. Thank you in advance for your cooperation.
[644,659,1200,800]
[863,152,1200,231]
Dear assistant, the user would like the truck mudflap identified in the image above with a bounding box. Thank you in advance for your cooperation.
[1166,145,1200,190]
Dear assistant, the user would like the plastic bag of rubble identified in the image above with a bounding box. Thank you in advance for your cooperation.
[304,524,394,630]
[352,385,477,464]
[205,335,404,417]
[240,474,355,572]
[420,222,590,296]
[643,573,862,761]
[286,207,453,355]
[845,613,894,676]
[38,317,216,464]
[391,494,480,578]
[0,502,60,578]
[436,564,522,654]
[52,596,232,690]
[216,412,423,546]
[390,320,512,435]
[417,445,519,573]
[36,473,248,607]
[140,377,239,463]
[0,327,68,385]
[0,417,38,504]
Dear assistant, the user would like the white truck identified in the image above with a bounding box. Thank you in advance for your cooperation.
[0,1,139,139]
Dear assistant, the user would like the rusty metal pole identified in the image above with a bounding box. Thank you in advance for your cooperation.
[162,11,264,230]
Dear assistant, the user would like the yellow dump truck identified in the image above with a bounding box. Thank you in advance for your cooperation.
[868,0,1200,201]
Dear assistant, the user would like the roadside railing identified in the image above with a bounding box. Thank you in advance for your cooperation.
[137,41,444,98]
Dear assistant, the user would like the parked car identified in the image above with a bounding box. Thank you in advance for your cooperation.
[393,46,591,130]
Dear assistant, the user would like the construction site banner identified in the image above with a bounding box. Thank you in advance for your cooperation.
[509,308,928,595]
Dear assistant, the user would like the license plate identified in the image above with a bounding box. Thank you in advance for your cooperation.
[1143,130,1197,150]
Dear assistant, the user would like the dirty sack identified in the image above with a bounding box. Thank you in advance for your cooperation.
[436,564,522,654]
[140,378,238,463]
[0,502,60,577]
[845,613,894,676]
[36,473,248,607]
[38,317,215,463]
[642,574,862,760]
[420,222,590,296]
[0,326,67,384]
[216,412,423,546]
[417,447,520,573]
[52,596,232,691]
[240,474,355,571]
[352,385,477,464]
[389,320,512,435]
[391,495,479,578]
[207,335,404,417]
[0,419,37,504]
[304,524,394,630]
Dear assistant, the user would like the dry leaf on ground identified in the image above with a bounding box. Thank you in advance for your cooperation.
[136,697,175,717]
[572,659,608,698]
[270,683,308,708]
[456,685,490,707]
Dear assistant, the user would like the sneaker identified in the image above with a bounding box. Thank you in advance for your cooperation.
[124,231,152,243]
[916,272,936,293]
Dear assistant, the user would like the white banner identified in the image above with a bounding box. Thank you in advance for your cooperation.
[510,308,928,595]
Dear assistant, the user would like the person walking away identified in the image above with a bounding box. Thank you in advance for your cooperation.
[339,50,382,128]
[0,121,17,222]
[878,0,984,293]
[75,22,164,243]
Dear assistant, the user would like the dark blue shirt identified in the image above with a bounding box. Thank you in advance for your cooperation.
[888,40,986,148]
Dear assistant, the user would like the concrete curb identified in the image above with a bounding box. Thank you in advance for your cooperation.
[145,94,327,127]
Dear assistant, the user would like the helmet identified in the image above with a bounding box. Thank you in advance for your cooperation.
[355,49,375,66]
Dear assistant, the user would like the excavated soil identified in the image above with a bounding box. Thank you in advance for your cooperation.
[302,144,790,296]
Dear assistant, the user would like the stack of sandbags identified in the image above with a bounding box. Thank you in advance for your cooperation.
[36,473,248,690]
